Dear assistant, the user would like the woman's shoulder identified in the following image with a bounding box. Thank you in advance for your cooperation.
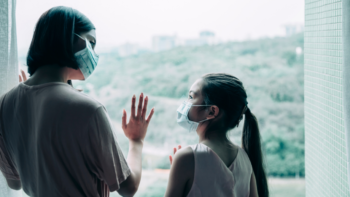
[38,83,105,114]
[72,90,103,107]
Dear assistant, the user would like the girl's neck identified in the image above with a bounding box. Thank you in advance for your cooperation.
[198,130,232,147]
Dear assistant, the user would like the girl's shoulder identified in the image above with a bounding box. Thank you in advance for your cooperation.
[174,146,195,167]
[235,147,253,172]
[171,146,195,180]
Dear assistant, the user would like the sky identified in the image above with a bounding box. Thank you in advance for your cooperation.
[16,0,304,53]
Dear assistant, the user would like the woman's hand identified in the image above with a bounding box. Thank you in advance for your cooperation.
[122,93,154,142]
[19,70,27,82]
[169,145,182,165]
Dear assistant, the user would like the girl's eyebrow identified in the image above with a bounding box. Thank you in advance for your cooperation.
[189,90,197,95]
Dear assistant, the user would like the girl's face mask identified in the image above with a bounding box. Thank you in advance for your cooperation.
[74,34,99,80]
[176,101,212,132]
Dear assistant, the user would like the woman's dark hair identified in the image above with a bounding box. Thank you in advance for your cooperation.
[201,73,269,197]
[27,6,95,75]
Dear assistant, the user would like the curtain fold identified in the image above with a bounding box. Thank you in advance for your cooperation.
[0,0,19,95]
[0,0,20,196]
[343,0,350,191]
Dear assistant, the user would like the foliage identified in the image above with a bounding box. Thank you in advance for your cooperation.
[74,33,305,177]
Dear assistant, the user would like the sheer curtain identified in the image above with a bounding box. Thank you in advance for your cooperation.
[0,0,21,196]
[343,0,350,191]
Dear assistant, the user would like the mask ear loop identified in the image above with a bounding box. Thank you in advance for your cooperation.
[184,102,213,123]
[74,33,85,40]
[197,105,216,123]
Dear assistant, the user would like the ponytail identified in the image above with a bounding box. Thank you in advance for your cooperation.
[242,108,269,197]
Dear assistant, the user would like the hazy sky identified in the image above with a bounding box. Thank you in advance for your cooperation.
[17,0,304,53]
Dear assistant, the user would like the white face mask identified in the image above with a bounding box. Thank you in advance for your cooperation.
[74,34,99,80]
[177,101,212,132]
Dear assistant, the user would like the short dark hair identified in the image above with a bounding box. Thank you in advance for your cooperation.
[27,6,95,75]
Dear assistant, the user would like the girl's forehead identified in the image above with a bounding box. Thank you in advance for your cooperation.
[190,79,204,94]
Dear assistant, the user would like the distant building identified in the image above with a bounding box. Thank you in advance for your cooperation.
[185,31,217,46]
[152,31,219,52]
[284,24,304,36]
[116,43,139,57]
[110,43,151,57]
[152,35,176,52]
[200,31,215,37]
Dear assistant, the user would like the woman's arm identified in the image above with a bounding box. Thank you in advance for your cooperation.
[249,172,259,197]
[117,93,154,196]
[117,140,144,196]
[165,147,194,197]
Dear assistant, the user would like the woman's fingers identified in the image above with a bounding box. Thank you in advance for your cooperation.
[130,95,136,118]
[136,93,143,118]
[146,108,155,123]
[178,145,182,150]
[19,75,22,82]
[141,96,148,120]
[21,70,27,81]
[122,109,127,130]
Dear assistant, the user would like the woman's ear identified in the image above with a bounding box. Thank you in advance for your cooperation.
[207,105,219,120]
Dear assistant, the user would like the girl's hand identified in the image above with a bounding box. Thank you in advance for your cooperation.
[122,93,155,142]
[19,70,27,82]
[169,145,182,165]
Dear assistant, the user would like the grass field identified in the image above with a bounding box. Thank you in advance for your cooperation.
[111,170,305,197]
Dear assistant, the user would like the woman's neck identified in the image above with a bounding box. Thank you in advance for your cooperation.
[25,65,68,85]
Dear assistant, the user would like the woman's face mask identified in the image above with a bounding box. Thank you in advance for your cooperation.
[177,101,212,132]
[74,33,99,80]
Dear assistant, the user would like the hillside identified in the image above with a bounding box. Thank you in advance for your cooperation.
[74,33,305,177]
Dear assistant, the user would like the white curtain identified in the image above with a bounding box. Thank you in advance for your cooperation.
[0,0,19,94]
[343,0,350,191]
[0,0,21,196]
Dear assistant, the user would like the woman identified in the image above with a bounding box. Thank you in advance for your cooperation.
[0,6,154,197]
[166,73,269,197]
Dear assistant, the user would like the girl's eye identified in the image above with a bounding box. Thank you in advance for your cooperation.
[188,95,193,99]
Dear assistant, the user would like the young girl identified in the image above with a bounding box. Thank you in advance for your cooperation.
[165,73,268,197]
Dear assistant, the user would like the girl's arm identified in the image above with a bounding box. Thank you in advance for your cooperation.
[249,172,259,197]
[165,147,194,197]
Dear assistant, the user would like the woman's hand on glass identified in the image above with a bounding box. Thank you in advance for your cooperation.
[169,145,182,165]
[19,70,27,82]
[122,93,154,143]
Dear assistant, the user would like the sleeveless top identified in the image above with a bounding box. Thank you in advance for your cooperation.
[187,143,253,197]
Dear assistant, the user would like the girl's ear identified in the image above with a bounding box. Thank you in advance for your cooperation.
[207,105,219,120]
